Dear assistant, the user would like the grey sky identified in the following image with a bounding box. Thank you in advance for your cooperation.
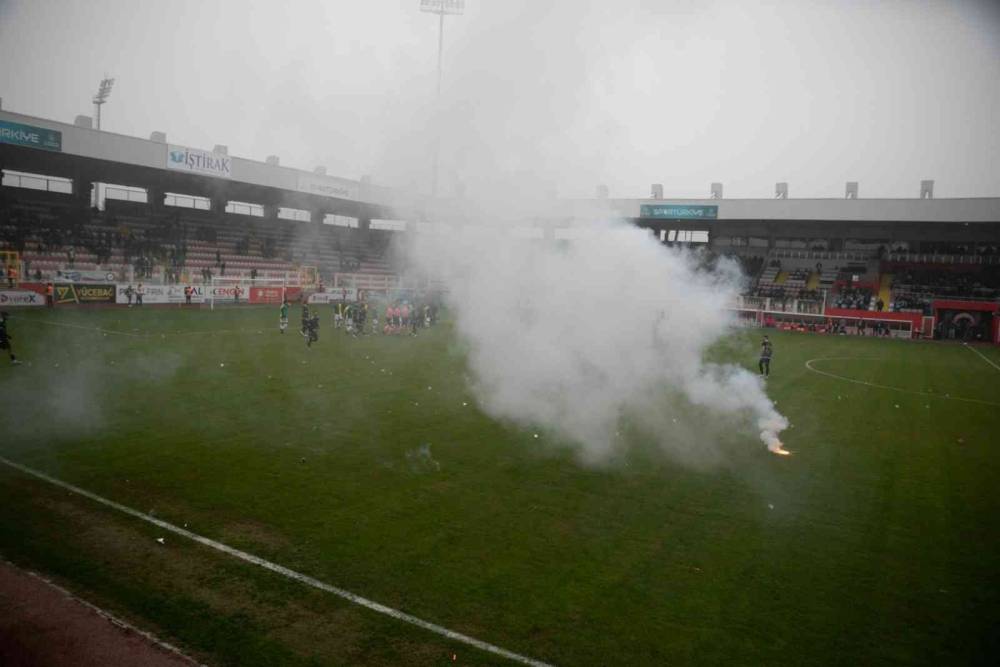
[1,0,998,199]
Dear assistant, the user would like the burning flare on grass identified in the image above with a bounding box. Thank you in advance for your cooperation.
[769,443,792,456]
[762,426,792,456]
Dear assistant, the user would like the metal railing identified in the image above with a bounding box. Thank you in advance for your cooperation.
[769,248,875,262]
[885,252,1000,266]
[734,294,827,314]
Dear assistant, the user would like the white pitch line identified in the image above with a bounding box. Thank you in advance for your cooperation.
[804,357,1000,407]
[963,343,1000,373]
[24,318,262,339]
[0,456,554,667]
[25,318,142,337]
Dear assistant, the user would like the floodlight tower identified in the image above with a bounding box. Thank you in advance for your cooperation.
[419,0,464,197]
[92,76,115,209]
[93,76,115,131]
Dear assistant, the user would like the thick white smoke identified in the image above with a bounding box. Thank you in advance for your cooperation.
[407,217,788,464]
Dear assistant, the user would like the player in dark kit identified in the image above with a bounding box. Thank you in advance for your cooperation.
[301,304,310,335]
[759,335,772,377]
[0,312,21,365]
[305,314,320,347]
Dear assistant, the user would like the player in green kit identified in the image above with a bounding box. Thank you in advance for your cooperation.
[279,298,289,334]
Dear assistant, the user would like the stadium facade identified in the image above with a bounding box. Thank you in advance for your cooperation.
[2,107,999,343]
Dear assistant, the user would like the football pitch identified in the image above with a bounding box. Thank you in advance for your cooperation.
[1,306,998,666]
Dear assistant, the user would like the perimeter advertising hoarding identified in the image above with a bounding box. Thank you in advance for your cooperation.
[206,285,250,301]
[116,284,204,304]
[308,289,358,304]
[166,145,233,179]
[57,269,118,283]
[54,283,116,304]
[0,290,44,307]
[640,204,718,220]
[0,120,62,152]
[250,286,303,304]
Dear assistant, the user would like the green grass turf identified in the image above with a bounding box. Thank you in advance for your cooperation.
[1,306,998,666]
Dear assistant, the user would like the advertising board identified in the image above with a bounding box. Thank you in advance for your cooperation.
[0,290,44,307]
[116,284,204,304]
[0,119,62,151]
[639,204,718,220]
[307,289,357,304]
[166,144,233,179]
[249,286,302,304]
[54,283,115,304]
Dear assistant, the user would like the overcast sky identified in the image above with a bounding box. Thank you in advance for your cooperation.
[1,0,998,199]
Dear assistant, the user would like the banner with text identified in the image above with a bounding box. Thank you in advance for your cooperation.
[207,284,250,302]
[55,283,116,304]
[116,284,204,304]
[250,286,302,304]
[166,144,233,179]
[56,269,119,283]
[640,204,718,220]
[0,289,44,307]
[0,119,62,152]
[308,289,357,304]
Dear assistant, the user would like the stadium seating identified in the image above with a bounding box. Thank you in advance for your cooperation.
[886,265,1000,314]
[0,194,397,286]
[832,286,873,310]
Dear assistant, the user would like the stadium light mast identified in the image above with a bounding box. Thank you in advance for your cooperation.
[419,0,464,197]
[91,76,115,209]
[93,76,115,132]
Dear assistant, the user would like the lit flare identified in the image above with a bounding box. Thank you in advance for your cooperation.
[768,442,792,456]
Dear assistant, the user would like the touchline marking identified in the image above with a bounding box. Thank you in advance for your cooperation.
[27,318,142,337]
[804,357,1000,407]
[963,343,1000,373]
[2,560,203,666]
[0,456,554,667]
[24,318,261,339]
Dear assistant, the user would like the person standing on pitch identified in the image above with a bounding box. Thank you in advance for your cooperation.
[279,298,289,334]
[759,335,773,378]
[0,312,21,365]
[305,312,320,347]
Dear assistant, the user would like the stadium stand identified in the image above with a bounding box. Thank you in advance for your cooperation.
[0,192,396,287]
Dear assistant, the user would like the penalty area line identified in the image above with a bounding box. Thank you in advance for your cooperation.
[0,456,554,667]
[963,343,1000,373]
[804,357,1000,407]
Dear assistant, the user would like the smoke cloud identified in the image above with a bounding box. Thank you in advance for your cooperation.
[406,216,787,465]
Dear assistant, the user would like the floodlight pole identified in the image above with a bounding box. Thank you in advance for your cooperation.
[420,1,464,198]
[436,10,445,97]
[92,76,115,209]
[431,10,445,198]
